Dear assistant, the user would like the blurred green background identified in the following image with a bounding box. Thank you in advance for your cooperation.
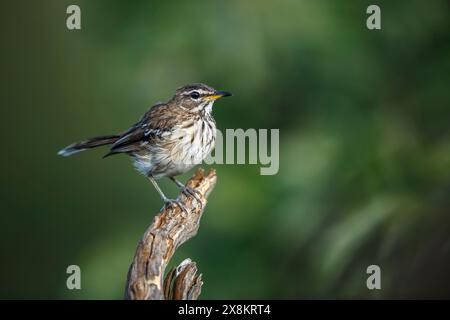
[1,0,450,299]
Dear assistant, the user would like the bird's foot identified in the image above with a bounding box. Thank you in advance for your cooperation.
[170,177,203,208]
[164,198,189,217]
[182,187,203,208]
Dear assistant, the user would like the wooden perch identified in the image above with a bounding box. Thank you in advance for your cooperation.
[125,168,217,300]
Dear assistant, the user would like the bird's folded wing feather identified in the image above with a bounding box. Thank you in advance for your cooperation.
[106,104,178,156]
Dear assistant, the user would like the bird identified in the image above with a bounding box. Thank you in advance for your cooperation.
[58,83,232,213]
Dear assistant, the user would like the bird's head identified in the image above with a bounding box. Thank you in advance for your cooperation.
[170,83,232,113]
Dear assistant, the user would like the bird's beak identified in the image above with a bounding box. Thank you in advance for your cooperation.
[206,90,233,101]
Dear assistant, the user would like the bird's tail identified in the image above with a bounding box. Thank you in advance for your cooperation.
[58,135,120,157]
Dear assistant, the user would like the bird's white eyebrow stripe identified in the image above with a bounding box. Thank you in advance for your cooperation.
[185,89,211,96]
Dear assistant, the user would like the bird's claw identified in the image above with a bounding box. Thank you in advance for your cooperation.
[182,187,203,208]
[164,198,189,217]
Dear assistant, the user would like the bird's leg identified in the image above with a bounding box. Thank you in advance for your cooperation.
[169,177,203,208]
[148,176,189,216]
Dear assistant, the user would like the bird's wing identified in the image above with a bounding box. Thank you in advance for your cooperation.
[104,104,178,157]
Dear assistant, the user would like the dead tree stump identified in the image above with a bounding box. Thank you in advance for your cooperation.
[124,169,217,300]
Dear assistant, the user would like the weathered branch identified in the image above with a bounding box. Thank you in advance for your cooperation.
[125,168,217,300]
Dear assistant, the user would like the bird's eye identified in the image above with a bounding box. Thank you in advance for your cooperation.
[190,91,200,99]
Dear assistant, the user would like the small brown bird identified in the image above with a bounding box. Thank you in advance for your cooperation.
[58,83,232,212]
